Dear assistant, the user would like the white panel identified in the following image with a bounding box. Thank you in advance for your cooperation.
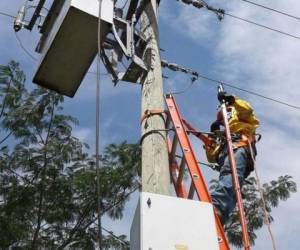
[130,192,219,250]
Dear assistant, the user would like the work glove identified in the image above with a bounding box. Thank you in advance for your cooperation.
[217,91,235,105]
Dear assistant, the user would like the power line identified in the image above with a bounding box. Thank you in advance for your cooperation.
[240,0,300,21]
[224,13,300,41]
[177,0,300,41]
[0,11,15,19]
[196,73,300,111]
[7,5,300,110]
[161,59,300,111]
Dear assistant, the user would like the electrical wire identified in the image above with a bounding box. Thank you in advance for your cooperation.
[96,0,103,249]
[240,0,300,21]
[0,11,15,19]
[169,76,197,95]
[177,0,300,41]
[14,32,37,61]
[161,60,300,111]
[224,12,300,41]
[196,73,300,111]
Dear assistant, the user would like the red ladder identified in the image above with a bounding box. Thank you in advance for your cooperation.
[165,94,230,250]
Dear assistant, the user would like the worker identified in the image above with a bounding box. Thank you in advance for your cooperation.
[205,91,260,225]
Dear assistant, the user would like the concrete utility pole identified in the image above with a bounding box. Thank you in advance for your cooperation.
[140,0,170,195]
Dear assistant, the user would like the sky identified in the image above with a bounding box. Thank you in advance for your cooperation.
[1,0,300,249]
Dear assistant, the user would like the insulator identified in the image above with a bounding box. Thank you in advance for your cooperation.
[192,1,205,9]
[14,5,26,32]
[182,0,193,5]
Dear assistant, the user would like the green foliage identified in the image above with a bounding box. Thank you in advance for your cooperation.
[0,61,140,249]
[210,175,297,248]
[0,61,296,249]
[102,232,130,250]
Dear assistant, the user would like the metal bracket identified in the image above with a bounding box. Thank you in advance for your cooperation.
[101,2,149,85]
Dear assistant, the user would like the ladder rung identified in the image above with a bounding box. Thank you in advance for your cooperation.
[170,135,178,161]
[176,157,186,185]
[188,183,195,199]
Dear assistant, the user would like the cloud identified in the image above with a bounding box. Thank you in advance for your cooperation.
[160,1,220,46]
[161,1,300,248]
[73,127,93,142]
[2,1,300,248]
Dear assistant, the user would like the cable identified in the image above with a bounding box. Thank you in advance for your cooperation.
[224,13,300,41]
[240,0,300,21]
[0,11,15,19]
[96,0,103,249]
[176,0,225,21]
[169,76,197,95]
[196,73,300,111]
[177,0,300,41]
[14,32,37,61]
[247,141,277,250]
[161,59,300,111]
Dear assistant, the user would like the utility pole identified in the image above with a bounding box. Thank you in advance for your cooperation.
[140,0,170,195]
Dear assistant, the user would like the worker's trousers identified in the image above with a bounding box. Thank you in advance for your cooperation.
[211,146,252,225]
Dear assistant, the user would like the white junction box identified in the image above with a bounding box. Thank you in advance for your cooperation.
[130,192,219,250]
[33,0,114,97]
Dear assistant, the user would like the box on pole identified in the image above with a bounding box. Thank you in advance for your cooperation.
[131,192,219,250]
[33,0,114,97]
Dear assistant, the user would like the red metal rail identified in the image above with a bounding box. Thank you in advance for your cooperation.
[165,94,230,250]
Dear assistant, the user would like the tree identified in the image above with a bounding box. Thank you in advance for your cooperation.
[0,61,296,249]
[210,175,297,248]
[0,61,139,249]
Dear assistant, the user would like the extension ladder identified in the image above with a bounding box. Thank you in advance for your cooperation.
[164,94,230,250]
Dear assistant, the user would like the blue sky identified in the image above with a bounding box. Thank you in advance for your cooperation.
[1,0,300,249]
